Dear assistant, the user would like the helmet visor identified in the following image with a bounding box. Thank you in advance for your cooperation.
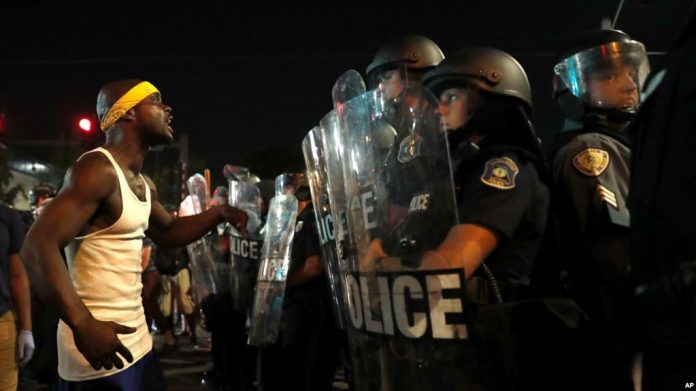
[554,40,650,103]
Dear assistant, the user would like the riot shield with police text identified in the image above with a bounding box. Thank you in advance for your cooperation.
[303,126,348,328]
[184,174,218,304]
[248,194,299,347]
[228,180,264,314]
[323,85,479,390]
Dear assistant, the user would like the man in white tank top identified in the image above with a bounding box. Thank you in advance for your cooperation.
[20,79,249,390]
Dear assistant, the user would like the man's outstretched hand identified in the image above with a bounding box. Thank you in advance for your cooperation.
[220,205,249,236]
[72,315,136,371]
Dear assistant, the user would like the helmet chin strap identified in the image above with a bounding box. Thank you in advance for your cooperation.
[585,105,637,123]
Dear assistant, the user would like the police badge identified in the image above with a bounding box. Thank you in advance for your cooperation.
[572,148,610,177]
[480,157,519,190]
[397,134,423,163]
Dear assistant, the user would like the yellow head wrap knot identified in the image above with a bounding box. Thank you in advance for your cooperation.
[99,81,160,131]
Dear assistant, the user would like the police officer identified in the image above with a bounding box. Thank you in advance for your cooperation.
[366,34,445,98]
[629,6,696,389]
[551,29,650,390]
[257,173,340,391]
[366,35,445,220]
[203,177,271,390]
[417,48,549,301]
[364,48,560,390]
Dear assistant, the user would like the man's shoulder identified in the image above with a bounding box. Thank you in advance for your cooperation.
[63,150,118,199]
[67,151,117,182]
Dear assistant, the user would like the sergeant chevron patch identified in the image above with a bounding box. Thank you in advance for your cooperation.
[596,183,618,209]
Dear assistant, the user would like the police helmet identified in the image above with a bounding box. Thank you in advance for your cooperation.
[422,47,533,114]
[366,35,445,89]
[553,29,649,120]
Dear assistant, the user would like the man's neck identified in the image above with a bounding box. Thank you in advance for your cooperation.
[103,128,150,174]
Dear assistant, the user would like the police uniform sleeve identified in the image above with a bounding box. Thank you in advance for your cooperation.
[457,155,538,240]
[552,134,630,233]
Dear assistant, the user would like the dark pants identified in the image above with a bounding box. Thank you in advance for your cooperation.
[258,291,340,391]
[58,351,166,391]
[203,290,256,390]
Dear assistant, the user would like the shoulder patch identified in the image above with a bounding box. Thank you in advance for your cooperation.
[295,221,304,233]
[480,157,519,190]
[572,148,610,177]
[398,134,423,163]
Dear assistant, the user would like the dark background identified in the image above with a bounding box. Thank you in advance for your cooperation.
[0,1,691,190]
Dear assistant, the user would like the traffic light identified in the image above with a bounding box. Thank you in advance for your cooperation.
[78,116,94,134]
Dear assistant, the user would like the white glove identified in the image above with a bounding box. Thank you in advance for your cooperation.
[16,330,35,367]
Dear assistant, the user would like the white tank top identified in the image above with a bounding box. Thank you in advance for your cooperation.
[58,147,153,381]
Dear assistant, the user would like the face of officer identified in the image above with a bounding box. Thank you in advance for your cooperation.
[375,68,406,100]
[437,87,475,131]
[586,63,639,110]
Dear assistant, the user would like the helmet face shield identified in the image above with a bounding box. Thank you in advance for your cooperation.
[367,63,427,100]
[554,40,650,108]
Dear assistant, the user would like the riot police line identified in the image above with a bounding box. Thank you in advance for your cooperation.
[287,33,650,390]
[183,31,680,391]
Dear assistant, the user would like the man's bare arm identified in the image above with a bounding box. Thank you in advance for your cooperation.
[147,198,248,248]
[21,155,115,328]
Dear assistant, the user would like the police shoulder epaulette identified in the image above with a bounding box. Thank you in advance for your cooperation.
[480,156,519,190]
[572,148,610,177]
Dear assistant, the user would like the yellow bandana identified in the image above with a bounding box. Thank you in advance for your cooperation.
[99,81,160,131]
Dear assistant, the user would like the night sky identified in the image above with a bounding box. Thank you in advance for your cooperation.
[1,1,691,186]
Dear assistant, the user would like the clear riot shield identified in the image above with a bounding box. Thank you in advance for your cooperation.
[324,85,479,390]
[247,194,298,347]
[302,126,347,329]
[185,174,218,303]
[228,180,264,314]
[332,69,367,109]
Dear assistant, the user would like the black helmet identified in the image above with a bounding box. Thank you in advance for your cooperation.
[553,29,649,120]
[422,48,533,114]
[366,35,445,88]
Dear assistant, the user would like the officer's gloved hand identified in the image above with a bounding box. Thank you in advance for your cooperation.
[634,259,696,317]
[16,330,35,367]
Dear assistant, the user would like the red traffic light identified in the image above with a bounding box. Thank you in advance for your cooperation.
[78,117,93,133]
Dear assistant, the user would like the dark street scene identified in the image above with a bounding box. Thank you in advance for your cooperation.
[1,1,696,390]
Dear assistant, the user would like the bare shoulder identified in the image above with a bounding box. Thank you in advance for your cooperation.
[62,151,117,201]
